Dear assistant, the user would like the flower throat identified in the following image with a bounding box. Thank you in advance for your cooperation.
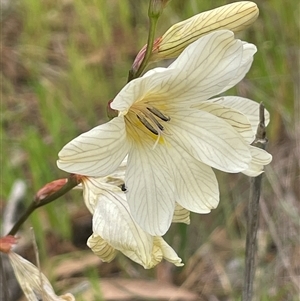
[135,106,170,136]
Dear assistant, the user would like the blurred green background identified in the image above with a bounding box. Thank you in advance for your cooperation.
[1,0,299,300]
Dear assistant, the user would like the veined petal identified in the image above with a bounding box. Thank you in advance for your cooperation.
[87,234,117,262]
[167,107,251,173]
[126,141,176,236]
[104,156,127,184]
[115,30,253,111]
[153,237,183,267]
[122,244,162,269]
[82,176,122,214]
[209,96,270,133]
[57,116,130,177]
[193,101,255,143]
[218,42,257,93]
[151,30,245,105]
[8,252,74,301]
[111,68,176,112]
[166,142,219,213]
[92,189,156,268]
[242,146,272,176]
[153,1,259,60]
[172,203,190,224]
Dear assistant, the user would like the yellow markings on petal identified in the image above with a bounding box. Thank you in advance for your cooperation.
[172,203,190,224]
[154,237,184,267]
[153,1,259,60]
[242,146,272,176]
[87,234,117,262]
[125,106,170,148]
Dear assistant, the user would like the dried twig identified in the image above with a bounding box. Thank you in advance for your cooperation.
[242,103,268,301]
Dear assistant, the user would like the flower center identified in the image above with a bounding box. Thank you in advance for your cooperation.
[125,105,171,148]
[135,106,170,135]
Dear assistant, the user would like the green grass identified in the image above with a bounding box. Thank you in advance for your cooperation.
[1,0,299,300]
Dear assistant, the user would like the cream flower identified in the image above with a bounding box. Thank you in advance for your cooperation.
[133,1,259,69]
[8,252,74,301]
[81,176,185,269]
[58,30,272,236]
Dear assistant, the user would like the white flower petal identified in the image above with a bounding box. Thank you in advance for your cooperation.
[193,100,255,143]
[172,203,190,224]
[155,2,259,60]
[167,107,251,173]
[218,42,257,93]
[126,141,176,236]
[209,96,270,133]
[105,156,127,184]
[8,252,74,301]
[92,189,157,268]
[166,142,219,213]
[111,68,176,112]
[153,30,245,105]
[87,234,117,262]
[122,244,162,269]
[57,116,130,177]
[153,237,183,267]
[242,146,272,176]
[114,30,256,111]
[82,176,123,213]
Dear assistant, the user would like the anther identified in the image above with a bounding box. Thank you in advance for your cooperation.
[136,114,159,135]
[147,107,170,121]
[148,114,164,131]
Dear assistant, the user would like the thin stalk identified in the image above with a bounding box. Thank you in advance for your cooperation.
[7,174,79,236]
[242,103,268,301]
[128,1,160,81]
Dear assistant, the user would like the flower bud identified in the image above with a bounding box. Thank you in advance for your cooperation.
[149,0,170,18]
[0,235,17,253]
[133,1,259,70]
[154,1,259,60]
[35,178,68,202]
[107,99,119,119]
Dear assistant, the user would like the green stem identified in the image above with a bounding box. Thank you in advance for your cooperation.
[242,103,268,301]
[7,174,79,236]
[128,2,159,81]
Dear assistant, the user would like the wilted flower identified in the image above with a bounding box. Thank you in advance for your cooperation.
[58,30,272,236]
[8,252,74,301]
[81,174,186,269]
[133,1,259,71]
[0,236,74,301]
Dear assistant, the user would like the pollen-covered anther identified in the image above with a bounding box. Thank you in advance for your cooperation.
[147,107,170,121]
[136,106,170,135]
[136,113,159,135]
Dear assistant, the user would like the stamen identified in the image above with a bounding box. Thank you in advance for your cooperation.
[147,107,170,121]
[136,114,159,135]
[148,114,164,131]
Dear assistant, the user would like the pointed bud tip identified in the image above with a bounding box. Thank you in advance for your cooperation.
[35,178,68,202]
[0,235,18,253]
[149,0,170,18]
